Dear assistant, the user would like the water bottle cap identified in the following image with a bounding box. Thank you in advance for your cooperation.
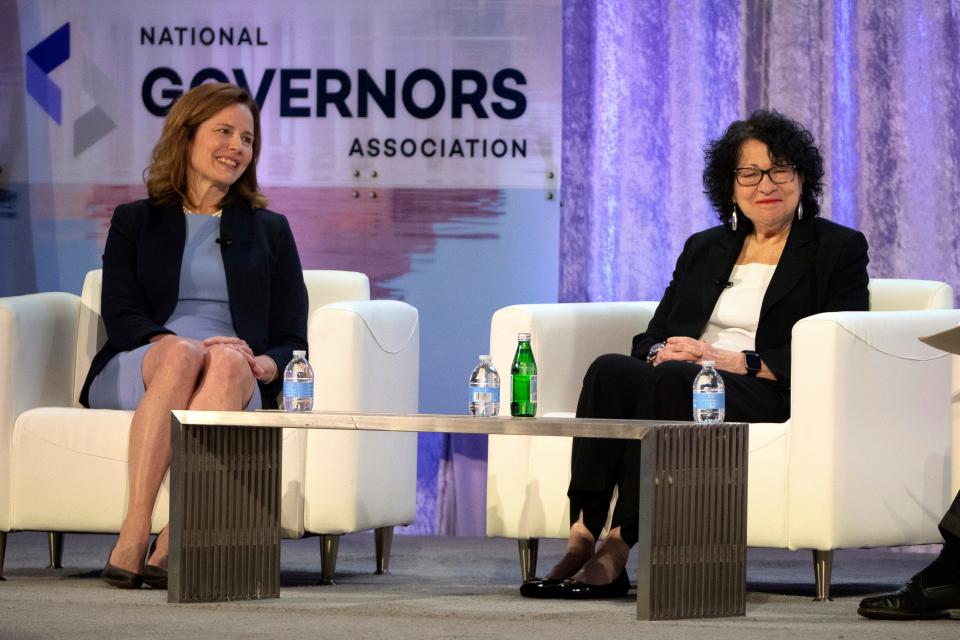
[293,350,306,357]
[517,332,531,341]
[702,360,715,367]
[479,355,491,362]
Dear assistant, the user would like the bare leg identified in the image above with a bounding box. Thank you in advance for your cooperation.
[145,345,256,570]
[108,337,205,574]
[570,525,630,585]
[543,513,597,580]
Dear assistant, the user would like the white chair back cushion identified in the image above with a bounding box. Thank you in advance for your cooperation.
[868,278,953,311]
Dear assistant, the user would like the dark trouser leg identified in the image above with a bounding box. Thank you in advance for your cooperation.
[571,357,790,548]
[569,354,654,539]
[939,489,960,543]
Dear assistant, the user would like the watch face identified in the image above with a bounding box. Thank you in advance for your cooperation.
[744,351,761,373]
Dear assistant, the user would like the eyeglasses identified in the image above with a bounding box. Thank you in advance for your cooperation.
[734,164,796,187]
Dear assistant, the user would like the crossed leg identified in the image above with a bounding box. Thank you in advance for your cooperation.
[108,338,256,574]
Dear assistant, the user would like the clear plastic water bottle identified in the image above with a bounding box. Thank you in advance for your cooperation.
[283,350,314,412]
[469,355,500,417]
[692,360,725,424]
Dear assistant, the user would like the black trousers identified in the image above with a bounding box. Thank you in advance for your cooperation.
[569,354,790,547]
[942,490,960,542]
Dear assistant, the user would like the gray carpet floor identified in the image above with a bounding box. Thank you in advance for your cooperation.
[0,531,957,639]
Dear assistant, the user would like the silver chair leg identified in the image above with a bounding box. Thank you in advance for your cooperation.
[813,549,833,601]
[0,531,7,580]
[47,532,64,569]
[518,538,539,583]
[319,534,340,585]
[374,526,394,575]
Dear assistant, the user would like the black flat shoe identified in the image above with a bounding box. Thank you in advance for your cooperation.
[858,578,960,620]
[519,577,564,598]
[101,547,143,590]
[553,569,630,600]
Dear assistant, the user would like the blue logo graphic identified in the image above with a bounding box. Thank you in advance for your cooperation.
[26,23,70,124]
[25,22,118,155]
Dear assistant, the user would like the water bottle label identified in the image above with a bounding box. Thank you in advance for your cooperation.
[693,391,724,410]
[284,379,314,399]
[529,375,537,403]
[469,386,500,403]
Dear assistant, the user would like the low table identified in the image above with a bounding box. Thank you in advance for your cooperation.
[168,411,748,620]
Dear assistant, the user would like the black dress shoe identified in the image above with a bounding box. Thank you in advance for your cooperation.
[519,577,564,598]
[101,547,143,590]
[553,569,631,600]
[858,578,960,620]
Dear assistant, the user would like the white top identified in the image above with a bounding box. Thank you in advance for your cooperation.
[699,263,776,352]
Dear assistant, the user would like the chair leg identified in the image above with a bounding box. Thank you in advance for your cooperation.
[47,532,64,569]
[374,526,393,575]
[0,532,7,580]
[518,538,539,583]
[319,534,340,585]
[812,549,833,601]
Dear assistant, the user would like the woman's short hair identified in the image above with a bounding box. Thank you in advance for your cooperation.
[145,82,266,209]
[703,109,824,226]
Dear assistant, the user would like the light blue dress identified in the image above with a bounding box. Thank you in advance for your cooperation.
[88,213,262,410]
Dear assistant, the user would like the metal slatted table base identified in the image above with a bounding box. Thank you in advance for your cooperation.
[636,425,747,619]
[169,424,281,603]
[169,411,747,619]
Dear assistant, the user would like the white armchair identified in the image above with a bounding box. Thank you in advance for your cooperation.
[486,279,960,600]
[0,269,419,582]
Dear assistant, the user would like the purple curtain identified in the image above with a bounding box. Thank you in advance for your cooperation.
[438,0,960,536]
[561,0,960,303]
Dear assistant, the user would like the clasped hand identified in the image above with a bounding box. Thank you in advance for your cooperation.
[201,336,277,383]
[151,334,276,382]
[652,336,745,374]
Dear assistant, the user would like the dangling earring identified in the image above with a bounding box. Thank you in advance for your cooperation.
[797,201,804,220]
[730,205,738,231]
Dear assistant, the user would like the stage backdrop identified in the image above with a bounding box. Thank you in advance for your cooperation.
[3,0,561,534]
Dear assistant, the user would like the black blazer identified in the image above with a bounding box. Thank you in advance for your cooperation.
[79,198,309,408]
[631,217,870,387]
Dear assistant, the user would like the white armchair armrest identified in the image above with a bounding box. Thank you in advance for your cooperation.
[786,309,960,549]
[302,299,420,533]
[0,292,81,530]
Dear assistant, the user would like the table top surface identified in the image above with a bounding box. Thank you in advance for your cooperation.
[171,410,746,439]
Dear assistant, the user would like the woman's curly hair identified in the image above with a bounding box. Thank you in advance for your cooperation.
[703,109,823,227]
[145,82,266,209]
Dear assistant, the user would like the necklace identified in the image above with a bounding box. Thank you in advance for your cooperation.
[182,205,223,217]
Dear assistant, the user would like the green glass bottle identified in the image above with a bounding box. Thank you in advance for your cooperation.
[510,332,538,417]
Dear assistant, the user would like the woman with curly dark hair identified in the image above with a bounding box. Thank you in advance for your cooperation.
[521,109,870,599]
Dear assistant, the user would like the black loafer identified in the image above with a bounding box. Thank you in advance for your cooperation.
[553,569,631,600]
[519,577,564,598]
[858,578,960,620]
[101,547,143,590]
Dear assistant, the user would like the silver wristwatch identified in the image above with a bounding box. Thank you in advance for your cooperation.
[646,341,666,365]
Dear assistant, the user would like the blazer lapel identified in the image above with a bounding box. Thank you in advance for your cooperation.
[759,219,816,319]
[218,201,252,308]
[700,227,744,319]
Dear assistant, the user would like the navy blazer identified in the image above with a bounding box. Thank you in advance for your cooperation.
[79,198,309,408]
[631,216,870,387]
